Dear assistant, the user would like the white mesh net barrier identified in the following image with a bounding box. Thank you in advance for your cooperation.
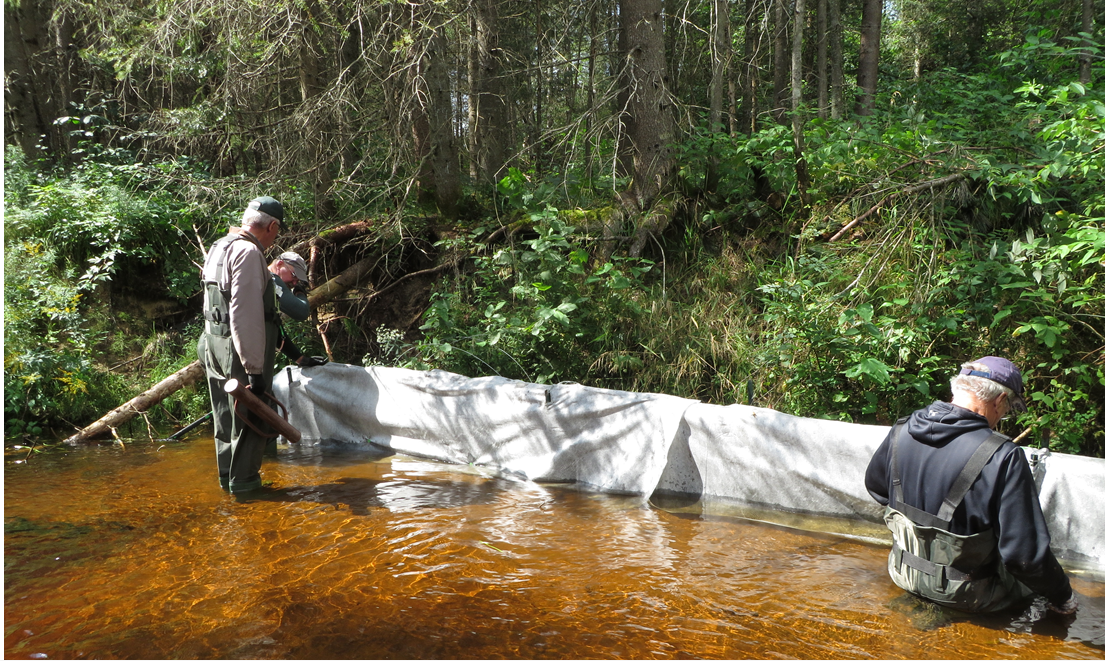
[273,363,1105,575]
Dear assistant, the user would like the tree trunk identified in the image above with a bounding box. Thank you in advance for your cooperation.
[1081,0,1094,86]
[791,0,810,213]
[4,0,69,158]
[829,0,842,119]
[468,8,479,182]
[411,8,460,217]
[816,0,827,118]
[471,0,507,186]
[534,0,545,174]
[709,0,732,132]
[740,0,764,133]
[585,2,599,182]
[790,0,804,114]
[299,0,337,222]
[772,0,790,123]
[54,8,79,154]
[620,0,676,213]
[826,0,839,119]
[615,0,635,179]
[854,0,882,117]
[707,0,733,191]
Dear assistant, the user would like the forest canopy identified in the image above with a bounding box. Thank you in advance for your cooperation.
[5,0,1105,457]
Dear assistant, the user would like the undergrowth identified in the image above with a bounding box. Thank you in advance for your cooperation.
[6,35,1104,458]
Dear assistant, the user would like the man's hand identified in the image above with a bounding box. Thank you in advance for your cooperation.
[1048,594,1078,615]
[247,373,268,399]
[296,355,329,368]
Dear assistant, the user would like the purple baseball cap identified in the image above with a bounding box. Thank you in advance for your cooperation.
[960,356,1027,412]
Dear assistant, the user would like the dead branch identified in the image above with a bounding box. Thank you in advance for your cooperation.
[361,257,463,306]
[828,173,968,242]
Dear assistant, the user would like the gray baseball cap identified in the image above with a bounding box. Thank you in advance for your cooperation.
[278,252,308,282]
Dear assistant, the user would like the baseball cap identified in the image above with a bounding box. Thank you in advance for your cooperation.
[247,196,286,229]
[278,252,308,283]
[960,356,1027,412]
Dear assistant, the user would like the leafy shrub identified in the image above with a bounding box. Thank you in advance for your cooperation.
[415,205,652,384]
[3,146,209,438]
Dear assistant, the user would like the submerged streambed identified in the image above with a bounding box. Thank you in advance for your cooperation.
[5,438,1104,659]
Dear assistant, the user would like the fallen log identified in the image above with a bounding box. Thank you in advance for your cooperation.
[66,255,382,444]
[288,220,375,257]
[306,252,379,308]
[64,361,206,445]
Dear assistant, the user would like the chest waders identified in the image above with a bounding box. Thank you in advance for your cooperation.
[197,233,279,492]
[884,423,1034,613]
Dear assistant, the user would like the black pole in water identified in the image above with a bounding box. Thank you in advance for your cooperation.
[166,411,214,441]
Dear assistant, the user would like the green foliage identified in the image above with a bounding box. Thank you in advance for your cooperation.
[5,145,204,301]
[653,34,1105,456]
[6,12,1105,461]
[3,146,210,439]
[414,201,652,384]
[3,236,131,438]
[398,30,1105,458]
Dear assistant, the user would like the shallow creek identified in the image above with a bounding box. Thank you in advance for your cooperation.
[5,439,1104,659]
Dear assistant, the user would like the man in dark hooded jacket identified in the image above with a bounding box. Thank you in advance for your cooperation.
[865,356,1076,614]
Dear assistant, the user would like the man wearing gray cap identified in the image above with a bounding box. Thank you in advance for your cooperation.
[865,356,1076,615]
[197,195,286,494]
[267,251,326,368]
[269,252,310,322]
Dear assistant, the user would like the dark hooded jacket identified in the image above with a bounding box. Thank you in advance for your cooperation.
[865,401,1072,606]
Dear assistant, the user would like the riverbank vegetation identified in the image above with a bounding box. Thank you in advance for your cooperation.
[5,0,1103,457]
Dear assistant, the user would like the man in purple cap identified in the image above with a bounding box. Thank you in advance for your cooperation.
[865,357,1077,615]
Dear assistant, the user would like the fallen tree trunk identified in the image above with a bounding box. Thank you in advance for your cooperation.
[307,252,379,308]
[64,361,206,444]
[288,220,375,257]
[66,255,383,444]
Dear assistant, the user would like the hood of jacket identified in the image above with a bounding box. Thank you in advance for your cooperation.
[905,400,991,447]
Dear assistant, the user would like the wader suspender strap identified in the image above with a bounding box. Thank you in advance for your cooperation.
[890,424,1006,531]
[204,231,279,327]
[889,424,1006,581]
[202,236,237,327]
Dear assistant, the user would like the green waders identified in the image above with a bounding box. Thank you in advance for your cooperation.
[197,234,280,493]
[884,424,1035,613]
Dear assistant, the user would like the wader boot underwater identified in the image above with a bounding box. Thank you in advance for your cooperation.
[198,233,281,493]
[884,423,1035,613]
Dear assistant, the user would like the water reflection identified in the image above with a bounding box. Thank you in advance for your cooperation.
[5,439,1104,660]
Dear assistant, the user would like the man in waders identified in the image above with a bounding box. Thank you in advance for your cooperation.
[197,196,285,494]
[864,356,1077,614]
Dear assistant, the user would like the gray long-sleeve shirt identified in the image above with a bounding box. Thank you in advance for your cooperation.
[201,230,271,374]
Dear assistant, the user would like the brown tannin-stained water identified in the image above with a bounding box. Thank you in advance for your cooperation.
[5,438,1105,660]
